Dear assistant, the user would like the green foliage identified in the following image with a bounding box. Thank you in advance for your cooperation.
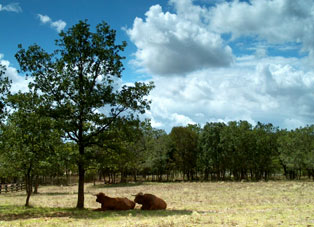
[0,63,11,118]
[0,91,63,205]
[197,121,282,181]
[277,125,314,179]
[15,20,154,208]
[252,122,280,180]
[198,122,226,180]
[169,126,199,180]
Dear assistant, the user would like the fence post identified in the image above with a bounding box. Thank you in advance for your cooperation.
[5,184,8,193]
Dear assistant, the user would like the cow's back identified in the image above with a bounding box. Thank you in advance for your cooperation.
[115,198,135,210]
[143,194,167,210]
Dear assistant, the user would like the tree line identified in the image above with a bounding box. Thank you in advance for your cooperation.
[90,120,314,183]
[3,118,313,190]
[0,20,313,209]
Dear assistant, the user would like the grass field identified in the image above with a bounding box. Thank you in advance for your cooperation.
[0,181,314,226]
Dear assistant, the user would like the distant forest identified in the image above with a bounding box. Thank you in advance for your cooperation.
[2,119,313,185]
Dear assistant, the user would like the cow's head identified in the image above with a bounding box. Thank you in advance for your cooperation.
[95,192,106,203]
[133,192,144,204]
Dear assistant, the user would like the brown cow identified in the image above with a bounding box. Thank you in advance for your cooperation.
[95,192,135,211]
[133,192,167,210]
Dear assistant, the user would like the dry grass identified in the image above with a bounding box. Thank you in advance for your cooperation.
[1,181,314,226]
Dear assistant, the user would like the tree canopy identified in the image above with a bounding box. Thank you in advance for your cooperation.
[15,20,154,208]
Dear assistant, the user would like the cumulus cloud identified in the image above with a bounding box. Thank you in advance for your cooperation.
[144,54,314,132]
[126,2,233,76]
[0,3,22,13]
[127,0,314,75]
[127,0,314,131]
[37,14,66,33]
[210,0,314,61]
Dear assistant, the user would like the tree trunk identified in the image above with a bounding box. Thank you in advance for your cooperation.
[204,168,209,181]
[133,170,137,182]
[25,172,33,207]
[25,189,31,207]
[120,170,127,183]
[66,169,71,186]
[77,162,85,208]
[33,175,39,194]
[76,144,85,209]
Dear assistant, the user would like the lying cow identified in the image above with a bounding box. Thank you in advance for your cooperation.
[95,192,135,211]
[133,192,167,210]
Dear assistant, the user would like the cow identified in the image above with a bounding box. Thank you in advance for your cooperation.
[133,192,167,210]
[95,192,135,211]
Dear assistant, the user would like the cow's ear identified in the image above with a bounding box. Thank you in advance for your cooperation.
[138,192,143,196]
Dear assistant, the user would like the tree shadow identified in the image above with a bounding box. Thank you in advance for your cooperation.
[34,192,77,196]
[0,205,193,221]
[0,192,77,197]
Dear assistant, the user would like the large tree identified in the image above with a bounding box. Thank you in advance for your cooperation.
[198,122,226,180]
[169,126,199,180]
[277,126,314,180]
[15,20,154,208]
[252,122,279,180]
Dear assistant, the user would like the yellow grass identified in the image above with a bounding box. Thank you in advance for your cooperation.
[1,181,314,226]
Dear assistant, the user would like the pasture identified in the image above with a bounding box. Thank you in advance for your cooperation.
[0,181,314,226]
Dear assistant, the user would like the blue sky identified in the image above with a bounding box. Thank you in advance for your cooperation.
[1,0,314,132]
[0,0,168,80]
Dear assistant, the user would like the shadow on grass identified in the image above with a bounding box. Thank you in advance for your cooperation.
[0,192,77,197]
[0,205,193,221]
[35,192,77,196]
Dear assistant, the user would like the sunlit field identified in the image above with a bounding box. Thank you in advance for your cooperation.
[1,181,314,226]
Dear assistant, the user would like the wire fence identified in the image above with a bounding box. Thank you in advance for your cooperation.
[0,183,25,193]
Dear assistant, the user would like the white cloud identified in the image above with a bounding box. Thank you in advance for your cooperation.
[209,0,314,61]
[0,55,31,94]
[144,55,314,132]
[127,2,233,76]
[128,0,314,131]
[171,113,196,126]
[37,14,66,33]
[51,20,67,33]
[38,14,51,24]
[0,3,22,13]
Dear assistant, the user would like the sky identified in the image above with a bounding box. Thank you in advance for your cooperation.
[1,0,314,132]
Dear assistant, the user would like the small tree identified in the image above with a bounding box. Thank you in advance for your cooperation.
[15,20,154,208]
[2,92,62,206]
[0,63,12,183]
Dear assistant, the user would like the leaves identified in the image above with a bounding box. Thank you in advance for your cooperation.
[15,20,154,148]
[14,20,154,208]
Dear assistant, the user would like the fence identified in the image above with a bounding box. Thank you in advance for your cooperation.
[0,183,25,194]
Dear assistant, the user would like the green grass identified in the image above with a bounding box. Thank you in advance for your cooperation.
[1,181,314,226]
